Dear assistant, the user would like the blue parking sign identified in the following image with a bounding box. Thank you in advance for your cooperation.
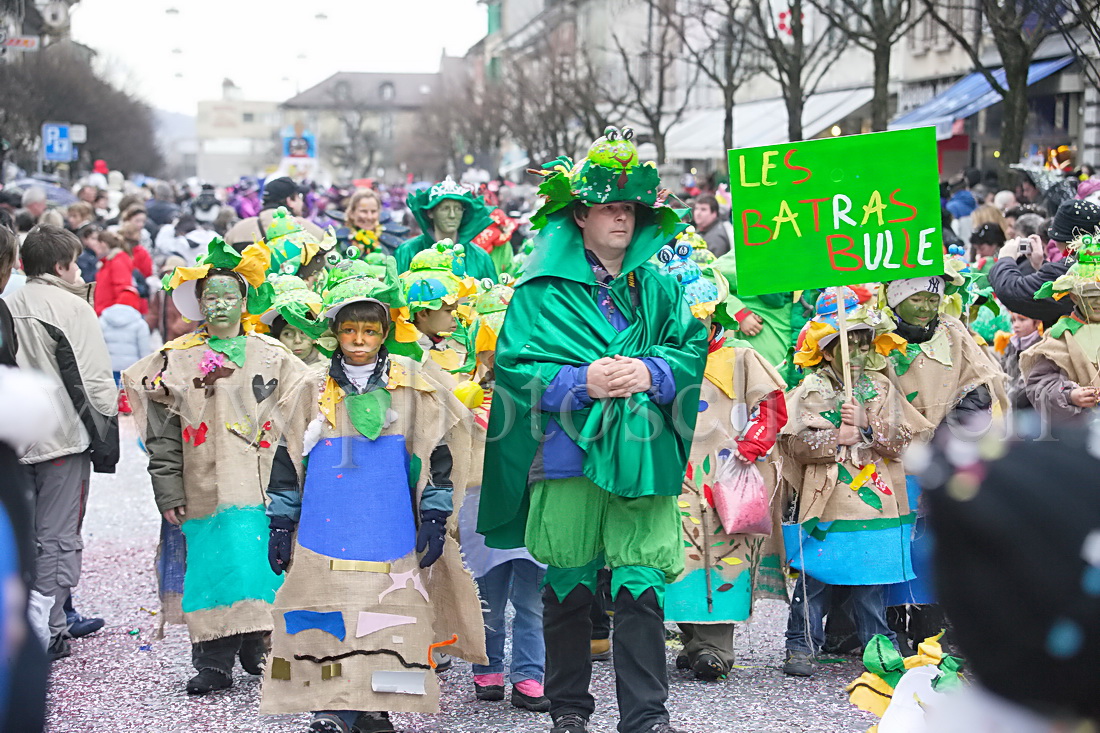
[42,122,71,162]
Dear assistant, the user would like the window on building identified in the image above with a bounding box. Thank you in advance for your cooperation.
[380,82,396,101]
[242,112,255,123]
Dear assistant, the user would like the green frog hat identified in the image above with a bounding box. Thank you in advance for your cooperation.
[406,177,494,244]
[398,239,474,316]
[265,206,336,276]
[1035,232,1100,299]
[523,125,685,283]
[259,274,326,339]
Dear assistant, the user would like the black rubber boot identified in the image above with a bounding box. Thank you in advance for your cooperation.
[238,631,268,675]
[189,635,238,693]
[543,584,597,723]
[612,587,671,733]
[186,668,232,695]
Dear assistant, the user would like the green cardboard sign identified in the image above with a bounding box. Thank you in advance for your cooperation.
[727,127,945,296]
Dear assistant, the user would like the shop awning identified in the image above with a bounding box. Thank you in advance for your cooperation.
[889,56,1075,140]
[664,86,873,160]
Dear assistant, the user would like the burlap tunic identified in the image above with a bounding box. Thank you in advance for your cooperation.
[780,369,932,586]
[123,331,313,642]
[260,355,486,715]
[665,346,789,624]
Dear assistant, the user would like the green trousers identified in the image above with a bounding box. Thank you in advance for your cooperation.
[525,477,684,604]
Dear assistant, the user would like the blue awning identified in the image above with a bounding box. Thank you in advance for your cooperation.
[890,56,1075,140]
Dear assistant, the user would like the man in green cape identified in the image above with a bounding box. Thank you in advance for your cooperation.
[395,177,498,281]
[478,127,708,733]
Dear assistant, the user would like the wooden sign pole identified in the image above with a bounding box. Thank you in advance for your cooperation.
[835,286,854,404]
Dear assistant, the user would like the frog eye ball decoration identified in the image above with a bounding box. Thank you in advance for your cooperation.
[324,249,342,267]
[657,246,675,264]
[676,242,692,259]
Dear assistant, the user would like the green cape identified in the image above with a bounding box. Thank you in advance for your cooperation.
[477,207,708,549]
[395,233,498,281]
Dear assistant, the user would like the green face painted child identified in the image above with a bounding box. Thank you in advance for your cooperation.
[895,292,941,328]
[200,274,245,339]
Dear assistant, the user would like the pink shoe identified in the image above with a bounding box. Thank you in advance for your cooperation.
[474,673,505,701]
[512,678,550,712]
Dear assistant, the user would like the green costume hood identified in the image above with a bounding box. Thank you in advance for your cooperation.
[406,177,495,246]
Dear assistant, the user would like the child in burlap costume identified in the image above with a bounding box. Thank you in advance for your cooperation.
[656,239,790,682]
[122,238,315,695]
[260,272,486,733]
[1022,232,1100,418]
[780,289,932,678]
[879,275,1006,652]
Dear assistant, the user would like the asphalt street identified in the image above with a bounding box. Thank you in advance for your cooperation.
[45,419,876,733]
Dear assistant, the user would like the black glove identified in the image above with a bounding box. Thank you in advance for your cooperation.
[415,509,449,568]
[268,515,296,575]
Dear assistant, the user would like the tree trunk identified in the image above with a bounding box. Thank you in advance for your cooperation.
[787,92,804,143]
[722,85,735,169]
[871,40,892,131]
[999,60,1031,170]
[655,131,667,165]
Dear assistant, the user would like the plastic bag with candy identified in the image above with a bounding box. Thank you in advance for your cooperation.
[711,456,771,535]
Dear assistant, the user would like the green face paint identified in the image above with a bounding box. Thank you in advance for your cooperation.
[278,324,316,361]
[825,332,872,380]
[1073,290,1100,323]
[896,292,941,328]
[200,275,244,336]
[429,199,465,238]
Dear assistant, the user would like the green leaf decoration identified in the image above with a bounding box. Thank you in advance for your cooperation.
[820,409,842,427]
[247,281,275,315]
[680,511,691,517]
[345,389,392,441]
[853,374,880,403]
[694,468,704,491]
[856,484,883,511]
[702,454,712,475]
[862,634,905,688]
[1033,280,1055,300]
[202,237,243,271]
[711,541,726,547]
[206,334,247,367]
[932,656,965,692]
[1049,315,1084,340]
[905,390,919,403]
[683,540,692,547]
[836,464,854,484]
[890,345,922,376]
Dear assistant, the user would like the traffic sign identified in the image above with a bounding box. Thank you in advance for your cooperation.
[42,122,72,162]
[70,124,87,144]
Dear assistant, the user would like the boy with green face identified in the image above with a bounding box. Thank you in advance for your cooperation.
[780,289,932,678]
[1022,233,1100,417]
[259,273,486,733]
[880,276,1005,651]
[123,238,314,695]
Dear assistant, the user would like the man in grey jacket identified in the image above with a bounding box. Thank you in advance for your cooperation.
[6,226,119,659]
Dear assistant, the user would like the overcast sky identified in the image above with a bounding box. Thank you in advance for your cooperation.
[70,0,487,116]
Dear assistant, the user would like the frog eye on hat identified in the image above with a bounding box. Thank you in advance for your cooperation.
[623,127,635,141]
[657,246,674,264]
[606,128,620,141]
[324,250,342,267]
[675,242,691,258]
